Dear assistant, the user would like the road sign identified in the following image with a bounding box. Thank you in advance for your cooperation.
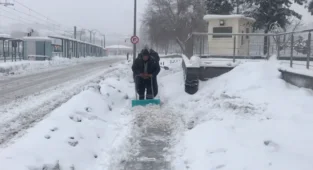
[131,36,139,44]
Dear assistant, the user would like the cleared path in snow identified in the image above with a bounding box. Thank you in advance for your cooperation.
[116,106,182,170]
[123,126,171,170]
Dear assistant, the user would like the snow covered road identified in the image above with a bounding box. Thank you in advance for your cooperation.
[0,59,120,105]
[0,58,123,146]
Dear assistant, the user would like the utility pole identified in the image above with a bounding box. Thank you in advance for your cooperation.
[89,30,92,43]
[103,35,106,48]
[74,26,77,39]
[0,0,14,6]
[133,0,137,61]
[93,32,96,44]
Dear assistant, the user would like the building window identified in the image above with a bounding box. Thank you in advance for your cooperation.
[213,27,232,38]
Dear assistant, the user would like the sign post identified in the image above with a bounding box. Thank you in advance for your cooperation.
[133,0,137,62]
[131,36,139,45]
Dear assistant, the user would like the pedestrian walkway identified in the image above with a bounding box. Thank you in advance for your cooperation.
[119,106,181,170]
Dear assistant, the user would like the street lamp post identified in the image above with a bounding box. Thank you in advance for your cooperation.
[133,0,137,61]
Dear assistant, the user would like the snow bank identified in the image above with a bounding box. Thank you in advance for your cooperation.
[279,65,313,78]
[182,55,200,68]
[169,61,313,170]
[0,62,134,170]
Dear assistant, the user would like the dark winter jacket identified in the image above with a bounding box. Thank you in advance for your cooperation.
[149,49,160,62]
[138,48,160,63]
[132,51,160,78]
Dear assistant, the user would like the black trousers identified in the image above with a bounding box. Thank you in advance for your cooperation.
[136,77,158,100]
[152,76,158,97]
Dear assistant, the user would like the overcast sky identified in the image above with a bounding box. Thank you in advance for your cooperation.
[0,0,313,41]
[0,0,148,41]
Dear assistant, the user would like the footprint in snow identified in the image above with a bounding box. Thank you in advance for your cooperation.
[69,115,82,122]
[50,127,58,132]
[207,148,227,155]
[124,94,129,100]
[76,111,107,122]
[108,105,112,111]
[108,85,116,89]
[68,137,79,147]
[44,135,51,139]
[264,140,280,151]
[215,164,226,169]
[85,107,92,112]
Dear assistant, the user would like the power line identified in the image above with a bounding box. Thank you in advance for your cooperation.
[13,0,73,30]
[13,0,105,40]
[14,0,60,25]
[0,7,72,36]
[0,14,71,36]
[0,0,14,6]
[0,14,30,25]
[0,6,39,24]
[1,0,102,40]
[1,8,59,33]
[7,6,59,27]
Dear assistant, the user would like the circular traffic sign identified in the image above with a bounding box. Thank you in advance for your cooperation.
[131,36,139,44]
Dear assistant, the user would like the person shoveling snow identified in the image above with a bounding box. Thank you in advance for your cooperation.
[131,49,160,107]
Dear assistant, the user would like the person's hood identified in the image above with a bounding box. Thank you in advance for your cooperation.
[141,49,150,60]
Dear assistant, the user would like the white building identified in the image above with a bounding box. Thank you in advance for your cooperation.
[105,45,132,56]
[203,14,256,56]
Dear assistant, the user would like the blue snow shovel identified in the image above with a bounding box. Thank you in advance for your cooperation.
[132,75,161,107]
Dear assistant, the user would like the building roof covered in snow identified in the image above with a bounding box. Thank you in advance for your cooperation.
[48,35,105,49]
[23,36,52,41]
[0,34,11,40]
[105,45,132,50]
[0,34,10,38]
[203,14,256,22]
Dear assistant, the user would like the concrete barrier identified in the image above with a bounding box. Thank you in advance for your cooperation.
[279,69,313,90]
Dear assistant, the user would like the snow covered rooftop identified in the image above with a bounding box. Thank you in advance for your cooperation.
[48,35,104,49]
[105,45,132,49]
[23,36,52,41]
[0,34,11,39]
[203,14,256,22]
